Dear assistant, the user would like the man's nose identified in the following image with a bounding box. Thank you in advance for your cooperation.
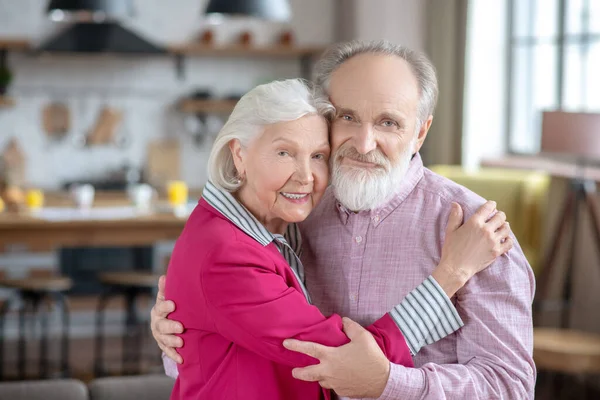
[353,124,377,154]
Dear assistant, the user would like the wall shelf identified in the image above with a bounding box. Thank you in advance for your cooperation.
[168,44,325,58]
[178,99,238,114]
[0,37,325,80]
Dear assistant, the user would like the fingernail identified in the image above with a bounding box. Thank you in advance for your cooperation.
[283,340,290,348]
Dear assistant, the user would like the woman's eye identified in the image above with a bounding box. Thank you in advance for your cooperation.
[341,114,353,122]
[313,154,325,160]
[278,151,289,157]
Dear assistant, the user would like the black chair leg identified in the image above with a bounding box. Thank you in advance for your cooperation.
[17,295,31,380]
[123,290,139,375]
[33,294,50,379]
[0,297,13,380]
[51,292,70,378]
[94,287,115,377]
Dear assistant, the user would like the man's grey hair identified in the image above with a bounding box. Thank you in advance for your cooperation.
[314,40,439,126]
[207,78,334,192]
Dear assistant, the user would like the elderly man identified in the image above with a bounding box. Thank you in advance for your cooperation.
[152,40,536,399]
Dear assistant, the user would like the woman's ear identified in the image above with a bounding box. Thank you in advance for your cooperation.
[229,139,245,178]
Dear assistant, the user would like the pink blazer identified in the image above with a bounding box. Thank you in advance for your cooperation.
[165,199,413,400]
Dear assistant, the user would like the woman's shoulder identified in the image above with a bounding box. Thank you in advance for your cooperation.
[183,199,272,252]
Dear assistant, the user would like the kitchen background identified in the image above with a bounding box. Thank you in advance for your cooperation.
[1,1,599,399]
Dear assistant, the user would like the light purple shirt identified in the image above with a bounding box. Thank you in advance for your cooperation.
[299,153,536,399]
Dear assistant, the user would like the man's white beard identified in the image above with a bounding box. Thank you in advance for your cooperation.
[331,140,415,212]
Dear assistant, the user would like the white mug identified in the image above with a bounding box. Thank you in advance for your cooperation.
[71,184,95,210]
[128,183,155,213]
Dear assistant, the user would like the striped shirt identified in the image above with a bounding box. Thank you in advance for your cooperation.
[203,180,463,355]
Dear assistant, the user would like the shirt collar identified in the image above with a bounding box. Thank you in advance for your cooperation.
[335,152,425,224]
[202,180,275,247]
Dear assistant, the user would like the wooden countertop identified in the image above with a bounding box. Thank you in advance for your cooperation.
[0,190,195,250]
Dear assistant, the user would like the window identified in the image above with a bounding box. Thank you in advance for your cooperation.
[508,0,600,154]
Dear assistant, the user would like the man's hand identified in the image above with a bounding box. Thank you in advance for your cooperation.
[150,275,184,364]
[283,318,390,398]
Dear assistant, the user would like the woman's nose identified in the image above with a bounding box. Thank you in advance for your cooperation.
[294,160,314,185]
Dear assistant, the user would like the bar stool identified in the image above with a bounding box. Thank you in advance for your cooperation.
[94,271,158,377]
[534,327,600,399]
[0,276,72,380]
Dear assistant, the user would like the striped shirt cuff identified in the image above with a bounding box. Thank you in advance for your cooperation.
[388,275,464,355]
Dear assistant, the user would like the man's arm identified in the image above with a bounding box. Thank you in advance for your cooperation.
[380,242,536,400]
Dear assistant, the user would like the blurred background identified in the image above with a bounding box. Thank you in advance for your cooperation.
[0,0,599,399]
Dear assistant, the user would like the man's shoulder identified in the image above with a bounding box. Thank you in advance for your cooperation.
[303,186,337,222]
[416,168,487,218]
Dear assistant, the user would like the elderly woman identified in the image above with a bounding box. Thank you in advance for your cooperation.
[164,79,511,400]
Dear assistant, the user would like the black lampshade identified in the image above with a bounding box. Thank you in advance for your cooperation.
[205,0,291,21]
[47,0,135,21]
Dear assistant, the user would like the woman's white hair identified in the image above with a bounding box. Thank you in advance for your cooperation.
[314,40,439,128]
[207,78,334,192]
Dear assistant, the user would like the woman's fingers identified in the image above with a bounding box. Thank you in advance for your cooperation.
[495,222,511,238]
[486,211,506,231]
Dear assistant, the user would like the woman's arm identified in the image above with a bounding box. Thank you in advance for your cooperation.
[201,240,412,369]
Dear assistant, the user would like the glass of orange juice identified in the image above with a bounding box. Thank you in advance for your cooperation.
[26,189,44,211]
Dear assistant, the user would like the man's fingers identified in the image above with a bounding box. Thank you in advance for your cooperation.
[474,200,497,221]
[157,275,166,301]
[319,380,333,390]
[291,365,324,382]
[157,319,184,335]
[342,317,366,341]
[163,346,183,364]
[156,299,176,316]
[283,339,330,359]
[159,332,184,348]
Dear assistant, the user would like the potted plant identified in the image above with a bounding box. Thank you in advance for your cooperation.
[0,66,13,95]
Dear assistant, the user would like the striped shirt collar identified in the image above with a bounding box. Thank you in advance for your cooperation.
[202,180,275,246]
[202,181,309,301]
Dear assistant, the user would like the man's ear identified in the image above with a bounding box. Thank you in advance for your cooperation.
[412,115,433,154]
[228,139,245,178]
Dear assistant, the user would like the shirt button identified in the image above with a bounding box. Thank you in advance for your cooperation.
[350,293,359,301]
[373,215,380,223]
[355,236,362,244]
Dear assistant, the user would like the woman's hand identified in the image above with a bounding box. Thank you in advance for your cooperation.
[432,201,513,297]
[150,275,185,364]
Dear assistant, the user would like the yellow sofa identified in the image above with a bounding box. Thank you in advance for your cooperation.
[429,165,550,276]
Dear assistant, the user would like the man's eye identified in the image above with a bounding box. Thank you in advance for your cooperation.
[278,151,289,157]
[313,154,324,160]
[341,115,353,121]
[382,120,397,127]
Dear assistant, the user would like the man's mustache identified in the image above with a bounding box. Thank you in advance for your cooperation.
[334,146,390,170]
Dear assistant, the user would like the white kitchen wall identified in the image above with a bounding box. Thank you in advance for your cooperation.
[0,0,334,189]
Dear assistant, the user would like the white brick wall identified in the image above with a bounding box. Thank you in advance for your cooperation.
[0,0,334,189]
